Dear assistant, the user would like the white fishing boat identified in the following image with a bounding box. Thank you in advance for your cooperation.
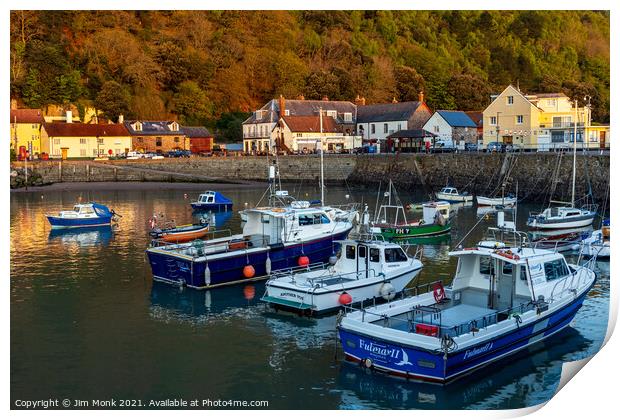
[476,195,517,207]
[581,220,610,259]
[528,110,597,229]
[262,236,423,314]
[435,187,473,203]
[337,209,597,383]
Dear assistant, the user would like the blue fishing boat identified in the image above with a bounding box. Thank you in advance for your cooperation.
[337,210,597,384]
[46,202,118,229]
[190,191,233,212]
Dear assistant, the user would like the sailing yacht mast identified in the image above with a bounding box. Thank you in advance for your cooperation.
[319,107,325,205]
[571,98,578,208]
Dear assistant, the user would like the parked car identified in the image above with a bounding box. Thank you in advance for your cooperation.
[354,145,378,154]
[126,151,146,159]
[486,142,506,153]
[166,150,192,158]
[145,152,165,160]
[432,140,456,153]
[464,143,479,152]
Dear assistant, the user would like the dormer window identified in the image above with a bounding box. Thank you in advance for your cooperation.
[133,122,143,131]
[169,122,179,131]
[255,110,263,119]
[284,110,290,116]
[326,110,337,118]
[344,112,352,122]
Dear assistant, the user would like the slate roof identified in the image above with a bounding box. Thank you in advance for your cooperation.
[124,120,184,136]
[182,126,212,138]
[43,123,130,137]
[356,101,424,123]
[243,99,356,125]
[387,129,436,139]
[223,143,244,151]
[10,109,44,124]
[464,111,483,128]
[436,110,477,128]
[279,116,339,133]
[528,92,568,99]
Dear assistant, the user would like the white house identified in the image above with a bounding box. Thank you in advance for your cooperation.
[423,110,478,147]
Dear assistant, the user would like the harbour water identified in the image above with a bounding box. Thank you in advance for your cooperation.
[10,183,609,409]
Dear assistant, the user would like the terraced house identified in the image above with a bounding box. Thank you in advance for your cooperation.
[483,84,610,151]
[124,119,188,153]
[41,123,131,159]
[10,108,45,158]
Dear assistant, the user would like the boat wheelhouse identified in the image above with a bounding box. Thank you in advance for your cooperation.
[581,220,610,259]
[337,217,597,383]
[435,187,473,203]
[190,191,233,212]
[262,237,423,314]
[46,202,117,229]
[146,202,354,289]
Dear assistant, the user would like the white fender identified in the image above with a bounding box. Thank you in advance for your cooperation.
[265,254,272,275]
[380,282,396,301]
[204,262,211,286]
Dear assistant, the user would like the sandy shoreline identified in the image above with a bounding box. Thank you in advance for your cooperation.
[10,180,266,193]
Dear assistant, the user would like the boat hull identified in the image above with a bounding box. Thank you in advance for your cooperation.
[435,193,472,203]
[263,266,422,314]
[152,225,210,243]
[147,229,352,289]
[46,215,112,229]
[375,223,451,239]
[338,286,593,384]
[190,202,233,212]
[476,196,517,207]
[527,213,596,230]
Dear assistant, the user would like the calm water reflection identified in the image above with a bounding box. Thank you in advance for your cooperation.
[10,183,609,409]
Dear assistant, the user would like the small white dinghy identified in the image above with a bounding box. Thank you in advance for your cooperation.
[261,237,423,315]
[476,195,517,207]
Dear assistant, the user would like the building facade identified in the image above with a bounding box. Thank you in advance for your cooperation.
[41,123,131,159]
[124,120,188,153]
[183,126,214,155]
[482,85,610,151]
[274,115,361,153]
[10,108,45,158]
[243,96,357,154]
[423,110,478,145]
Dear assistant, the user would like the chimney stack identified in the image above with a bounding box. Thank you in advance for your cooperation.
[118,114,124,124]
[278,95,285,119]
[297,94,305,100]
[418,91,425,103]
[10,99,17,110]
[322,95,329,101]
[66,110,73,123]
[392,97,398,103]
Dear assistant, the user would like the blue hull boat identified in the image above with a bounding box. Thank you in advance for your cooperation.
[190,191,233,212]
[46,203,116,229]
[147,229,351,289]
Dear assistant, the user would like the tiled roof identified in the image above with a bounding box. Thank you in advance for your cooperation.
[124,121,183,136]
[387,129,436,139]
[10,109,44,124]
[464,111,483,127]
[356,101,423,123]
[182,126,212,137]
[436,110,477,128]
[43,123,130,137]
[243,99,356,124]
[280,115,338,133]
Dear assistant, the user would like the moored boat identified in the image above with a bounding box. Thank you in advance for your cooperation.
[190,191,233,212]
[580,219,610,259]
[476,195,517,207]
[261,236,423,314]
[337,210,597,384]
[372,201,451,240]
[150,222,211,243]
[435,186,473,203]
[46,202,118,229]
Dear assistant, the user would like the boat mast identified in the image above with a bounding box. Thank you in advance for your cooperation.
[571,98,577,208]
[319,107,325,206]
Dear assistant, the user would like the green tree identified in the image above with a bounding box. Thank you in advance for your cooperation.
[214,111,250,143]
[95,80,131,121]
[172,81,213,125]
[446,73,491,110]
[21,69,45,108]
[394,65,425,102]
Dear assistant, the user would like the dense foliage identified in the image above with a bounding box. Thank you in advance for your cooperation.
[10,10,610,141]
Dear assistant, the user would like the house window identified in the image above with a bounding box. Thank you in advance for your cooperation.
[93,149,97,155]
[344,112,353,122]
[397,123,402,131]
[507,96,514,105]
[137,137,143,142]
[156,137,162,147]
[490,116,497,126]
[516,115,524,124]
[383,123,388,133]
[285,110,290,116]
[326,110,337,118]
[371,124,375,134]
[433,125,440,133]
[97,138,104,144]
[80,138,87,144]
[54,139,61,145]
[80,149,86,157]
[174,137,180,143]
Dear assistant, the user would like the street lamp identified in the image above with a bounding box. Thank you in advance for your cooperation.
[496,111,502,144]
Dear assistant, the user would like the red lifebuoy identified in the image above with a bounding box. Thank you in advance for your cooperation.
[433,282,445,304]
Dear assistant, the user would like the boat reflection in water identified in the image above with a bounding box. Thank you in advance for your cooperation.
[149,280,264,323]
[47,225,114,247]
[337,327,591,409]
[191,210,233,229]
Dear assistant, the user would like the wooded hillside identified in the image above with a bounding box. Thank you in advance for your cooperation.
[10,10,610,140]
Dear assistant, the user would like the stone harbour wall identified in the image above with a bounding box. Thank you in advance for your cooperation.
[11,153,609,204]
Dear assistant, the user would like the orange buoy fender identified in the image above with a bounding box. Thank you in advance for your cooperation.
[298,255,310,267]
[339,292,353,305]
[243,265,255,278]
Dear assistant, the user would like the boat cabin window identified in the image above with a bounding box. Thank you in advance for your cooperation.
[565,211,580,217]
[479,256,494,275]
[544,259,570,281]
[385,247,408,263]
[346,245,356,259]
[370,248,380,262]
[80,207,95,214]
[298,213,330,226]
[358,246,366,258]
[73,206,81,212]
[502,262,513,275]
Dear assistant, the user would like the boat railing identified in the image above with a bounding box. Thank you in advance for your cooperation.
[483,227,531,248]
[548,252,597,303]
[268,262,330,280]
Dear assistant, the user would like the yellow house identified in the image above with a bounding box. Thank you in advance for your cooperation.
[41,123,132,159]
[483,85,610,151]
[10,108,45,157]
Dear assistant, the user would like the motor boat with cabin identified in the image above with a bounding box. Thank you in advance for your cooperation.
[435,187,473,203]
[337,208,597,383]
[371,180,451,240]
[580,219,610,259]
[261,235,423,314]
[190,191,233,212]
[46,202,118,229]
[146,165,357,289]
